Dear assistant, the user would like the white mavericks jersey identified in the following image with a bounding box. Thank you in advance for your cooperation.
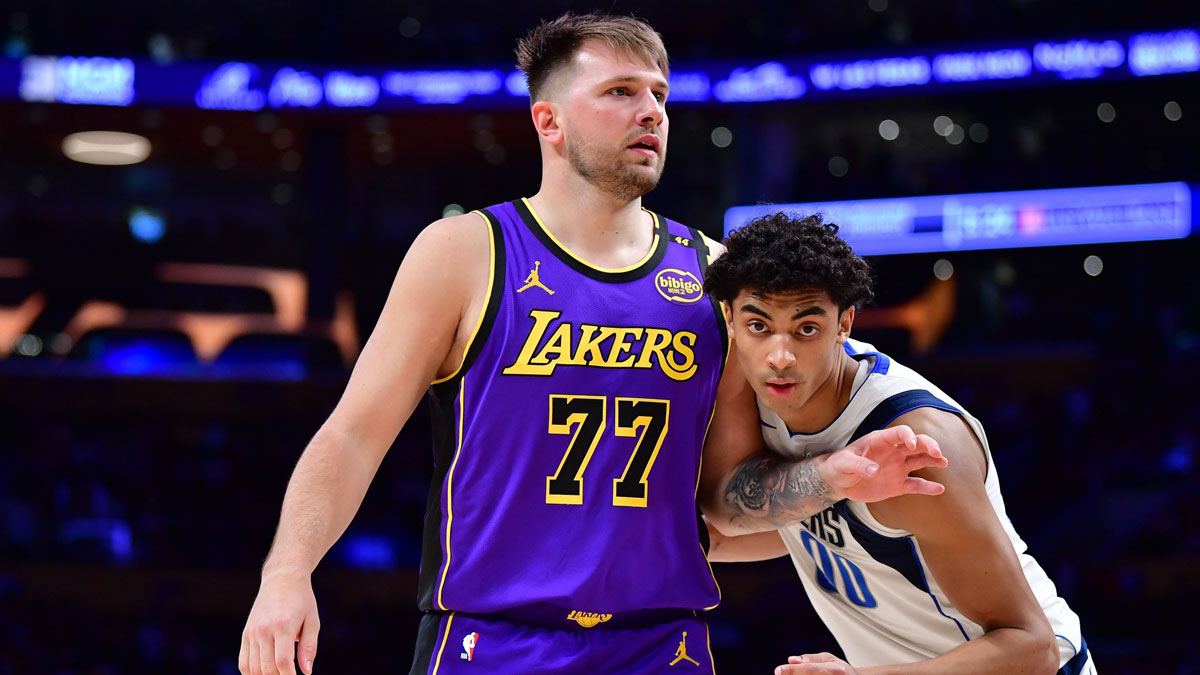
[762,339,1095,674]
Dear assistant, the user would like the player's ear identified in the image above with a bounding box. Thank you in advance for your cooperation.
[722,301,734,335]
[531,100,563,145]
[836,306,855,344]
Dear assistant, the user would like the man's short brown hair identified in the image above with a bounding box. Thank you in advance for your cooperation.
[515,12,669,101]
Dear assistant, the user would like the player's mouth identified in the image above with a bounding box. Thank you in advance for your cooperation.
[765,379,796,398]
[627,134,660,158]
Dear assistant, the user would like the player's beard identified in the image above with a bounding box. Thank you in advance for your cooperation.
[565,131,665,203]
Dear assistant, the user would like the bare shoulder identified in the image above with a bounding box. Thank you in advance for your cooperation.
[409,212,491,261]
[867,406,989,531]
[892,407,986,481]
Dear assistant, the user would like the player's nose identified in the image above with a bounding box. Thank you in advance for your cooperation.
[766,340,796,371]
[636,89,664,127]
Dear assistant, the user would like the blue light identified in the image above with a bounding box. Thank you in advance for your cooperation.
[382,69,503,104]
[19,55,135,105]
[1033,39,1125,79]
[714,62,806,102]
[505,70,529,97]
[195,62,266,111]
[668,70,712,102]
[340,533,398,570]
[8,25,1200,112]
[18,55,56,102]
[725,182,1192,256]
[932,49,1032,82]
[268,67,323,108]
[85,335,197,375]
[59,518,133,563]
[1129,30,1200,76]
[324,70,380,107]
[1161,443,1194,474]
[810,56,931,91]
[102,343,178,374]
[129,208,165,244]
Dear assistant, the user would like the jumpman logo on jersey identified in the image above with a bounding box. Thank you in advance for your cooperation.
[669,630,700,667]
[516,260,555,295]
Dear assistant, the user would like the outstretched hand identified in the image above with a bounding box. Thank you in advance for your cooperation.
[775,653,859,674]
[820,425,947,503]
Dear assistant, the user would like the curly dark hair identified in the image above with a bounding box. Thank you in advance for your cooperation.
[704,212,875,312]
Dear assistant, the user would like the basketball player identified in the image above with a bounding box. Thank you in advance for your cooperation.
[700,213,1095,674]
[238,15,948,675]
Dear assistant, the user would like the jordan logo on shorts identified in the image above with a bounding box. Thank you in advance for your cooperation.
[669,630,700,667]
[517,261,555,295]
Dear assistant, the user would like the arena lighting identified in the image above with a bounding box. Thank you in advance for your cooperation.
[724,182,1192,256]
[62,131,151,166]
[5,26,1196,111]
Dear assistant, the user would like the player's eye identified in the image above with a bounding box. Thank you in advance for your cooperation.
[653,91,665,102]
[798,324,819,337]
[611,87,629,96]
[747,321,768,334]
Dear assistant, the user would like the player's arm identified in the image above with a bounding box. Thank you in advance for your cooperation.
[697,348,947,536]
[781,408,1060,675]
[703,516,789,563]
[239,213,489,675]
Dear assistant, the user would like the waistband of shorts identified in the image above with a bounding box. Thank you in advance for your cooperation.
[426,604,703,630]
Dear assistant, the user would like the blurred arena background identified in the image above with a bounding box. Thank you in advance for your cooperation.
[1,1,1198,673]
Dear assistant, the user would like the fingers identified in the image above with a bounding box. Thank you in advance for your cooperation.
[827,450,879,478]
[274,626,297,675]
[239,633,251,675]
[911,434,943,460]
[902,475,945,496]
[776,653,852,674]
[790,653,839,664]
[297,614,320,675]
[830,431,944,479]
[903,451,947,474]
[850,426,917,456]
[881,424,916,449]
[248,637,263,675]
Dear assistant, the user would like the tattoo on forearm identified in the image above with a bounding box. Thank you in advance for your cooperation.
[723,454,836,529]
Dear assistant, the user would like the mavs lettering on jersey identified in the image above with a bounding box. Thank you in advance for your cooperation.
[760,338,1092,672]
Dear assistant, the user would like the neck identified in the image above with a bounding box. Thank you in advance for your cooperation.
[780,349,861,434]
[527,166,655,267]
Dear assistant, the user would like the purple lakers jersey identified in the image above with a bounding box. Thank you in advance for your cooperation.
[417,198,727,623]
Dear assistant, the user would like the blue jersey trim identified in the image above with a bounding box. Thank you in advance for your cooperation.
[833,500,926,590]
[832,501,970,642]
[832,389,973,644]
[848,390,962,444]
[760,418,777,430]
[843,342,891,374]
[1058,636,1090,675]
[905,537,971,642]
[1055,634,1078,657]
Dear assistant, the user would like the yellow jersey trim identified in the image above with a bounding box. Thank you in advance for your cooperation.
[436,376,467,610]
[705,620,716,675]
[699,232,721,266]
[431,611,456,674]
[696,363,724,611]
[520,197,660,274]
[431,210,495,386]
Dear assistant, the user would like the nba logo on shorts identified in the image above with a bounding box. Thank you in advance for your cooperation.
[460,632,479,661]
